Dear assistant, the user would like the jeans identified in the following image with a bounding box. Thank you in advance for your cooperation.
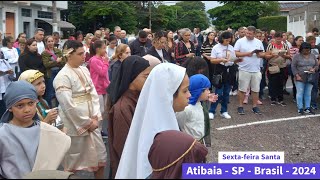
[311,71,319,107]
[295,81,313,110]
[288,65,297,99]
[210,83,231,114]
[45,69,60,108]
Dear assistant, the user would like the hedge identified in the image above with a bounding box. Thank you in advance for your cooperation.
[257,16,287,32]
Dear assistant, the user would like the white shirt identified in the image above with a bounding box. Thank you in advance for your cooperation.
[106,46,116,60]
[176,102,204,140]
[0,59,13,99]
[1,47,19,76]
[211,43,235,67]
[155,49,167,62]
[37,41,45,54]
[234,37,264,72]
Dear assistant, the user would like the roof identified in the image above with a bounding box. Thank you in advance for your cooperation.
[279,2,306,11]
[35,18,75,29]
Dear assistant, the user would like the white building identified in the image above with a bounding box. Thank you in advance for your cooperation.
[287,1,320,37]
[0,1,75,39]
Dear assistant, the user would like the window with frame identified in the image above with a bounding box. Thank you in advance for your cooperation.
[21,8,31,17]
[38,11,52,19]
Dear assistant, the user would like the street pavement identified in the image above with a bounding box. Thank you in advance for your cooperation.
[76,86,320,178]
[208,87,320,163]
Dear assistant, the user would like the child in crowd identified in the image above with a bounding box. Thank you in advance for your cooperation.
[176,74,218,144]
[89,40,110,119]
[18,69,65,131]
[0,81,70,179]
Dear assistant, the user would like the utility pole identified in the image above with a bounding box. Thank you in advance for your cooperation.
[149,1,152,30]
[52,1,58,33]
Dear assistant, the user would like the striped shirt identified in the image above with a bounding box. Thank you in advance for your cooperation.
[201,41,216,59]
[266,41,289,68]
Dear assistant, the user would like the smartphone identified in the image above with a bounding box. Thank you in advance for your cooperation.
[252,49,263,54]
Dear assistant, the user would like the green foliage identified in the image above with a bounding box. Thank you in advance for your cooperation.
[257,16,287,32]
[174,1,209,31]
[175,1,206,11]
[151,3,209,32]
[65,1,209,34]
[83,1,137,34]
[66,1,92,33]
[208,1,280,30]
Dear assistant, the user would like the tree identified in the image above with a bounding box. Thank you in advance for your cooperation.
[175,1,209,30]
[83,1,138,34]
[151,2,209,32]
[257,16,287,32]
[208,1,280,30]
[175,1,206,11]
[151,5,182,31]
[62,1,93,33]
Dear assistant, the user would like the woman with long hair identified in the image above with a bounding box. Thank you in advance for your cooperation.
[18,38,45,74]
[201,31,217,83]
[13,32,27,48]
[147,31,171,63]
[165,30,175,63]
[108,43,131,81]
[41,35,65,108]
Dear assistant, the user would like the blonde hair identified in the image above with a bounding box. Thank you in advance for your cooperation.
[112,44,129,60]
[85,33,94,41]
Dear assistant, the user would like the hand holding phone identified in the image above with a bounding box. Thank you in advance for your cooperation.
[252,49,263,54]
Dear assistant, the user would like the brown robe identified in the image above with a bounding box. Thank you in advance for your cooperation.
[107,89,140,178]
[148,130,208,179]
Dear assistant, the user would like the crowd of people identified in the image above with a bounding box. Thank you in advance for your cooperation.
[0,24,320,179]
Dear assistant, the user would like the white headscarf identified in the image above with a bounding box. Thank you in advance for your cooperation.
[115,63,186,179]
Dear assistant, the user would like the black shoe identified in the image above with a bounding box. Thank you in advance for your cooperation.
[252,107,262,115]
[237,107,245,115]
[271,101,277,106]
[304,108,315,115]
[278,101,287,107]
[283,90,290,95]
[298,109,304,115]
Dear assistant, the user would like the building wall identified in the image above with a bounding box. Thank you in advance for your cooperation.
[1,2,65,39]
[287,1,320,37]
[1,3,19,38]
[30,1,68,10]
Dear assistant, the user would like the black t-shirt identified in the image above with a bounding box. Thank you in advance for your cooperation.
[129,39,152,57]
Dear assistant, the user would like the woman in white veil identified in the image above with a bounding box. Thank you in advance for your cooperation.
[116,63,191,179]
